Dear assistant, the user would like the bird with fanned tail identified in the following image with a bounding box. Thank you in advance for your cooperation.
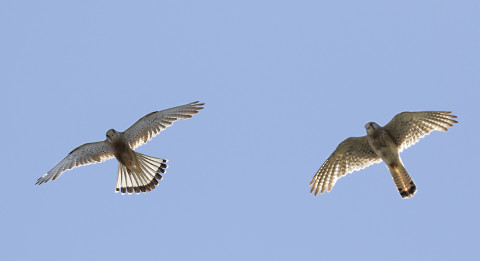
[36,101,204,194]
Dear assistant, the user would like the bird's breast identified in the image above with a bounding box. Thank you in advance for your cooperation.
[109,139,135,167]
[368,132,399,165]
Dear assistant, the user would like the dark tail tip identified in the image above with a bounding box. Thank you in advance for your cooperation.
[399,182,417,198]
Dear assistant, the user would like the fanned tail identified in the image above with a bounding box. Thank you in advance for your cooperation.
[115,152,168,194]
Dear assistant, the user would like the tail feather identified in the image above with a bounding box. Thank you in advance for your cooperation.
[115,152,168,194]
[387,162,416,198]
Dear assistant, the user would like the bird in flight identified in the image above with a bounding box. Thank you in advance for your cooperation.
[309,111,458,198]
[36,101,204,194]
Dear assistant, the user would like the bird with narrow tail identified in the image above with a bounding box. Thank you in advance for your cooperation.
[309,111,457,198]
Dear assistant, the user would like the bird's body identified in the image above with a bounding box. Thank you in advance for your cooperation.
[366,123,398,165]
[366,122,416,198]
[37,101,204,194]
[310,111,457,198]
[104,128,168,194]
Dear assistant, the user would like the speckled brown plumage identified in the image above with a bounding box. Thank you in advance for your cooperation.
[310,111,457,198]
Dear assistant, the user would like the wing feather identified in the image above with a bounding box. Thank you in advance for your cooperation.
[383,111,458,152]
[123,101,204,149]
[36,141,114,185]
[309,136,381,196]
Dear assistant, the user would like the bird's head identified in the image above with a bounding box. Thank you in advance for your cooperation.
[106,129,119,142]
[365,122,380,134]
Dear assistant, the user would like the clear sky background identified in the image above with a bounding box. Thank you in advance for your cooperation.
[2,1,479,260]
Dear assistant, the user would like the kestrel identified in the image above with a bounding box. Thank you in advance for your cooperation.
[309,111,458,198]
[36,101,204,194]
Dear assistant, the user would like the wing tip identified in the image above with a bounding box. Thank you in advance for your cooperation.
[439,111,458,120]
[35,174,49,185]
[190,101,205,106]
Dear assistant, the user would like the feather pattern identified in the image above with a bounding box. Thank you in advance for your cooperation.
[383,111,458,152]
[309,136,381,196]
[124,101,204,150]
[115,152,168,194]
[36,142,114,185]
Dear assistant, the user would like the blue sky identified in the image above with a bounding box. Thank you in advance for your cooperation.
[2,1,479,260]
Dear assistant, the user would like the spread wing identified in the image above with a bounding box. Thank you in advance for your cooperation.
[309,136,382,196]
[123,101,204,150]
[383,111,458,152]
[36,141,114,185]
